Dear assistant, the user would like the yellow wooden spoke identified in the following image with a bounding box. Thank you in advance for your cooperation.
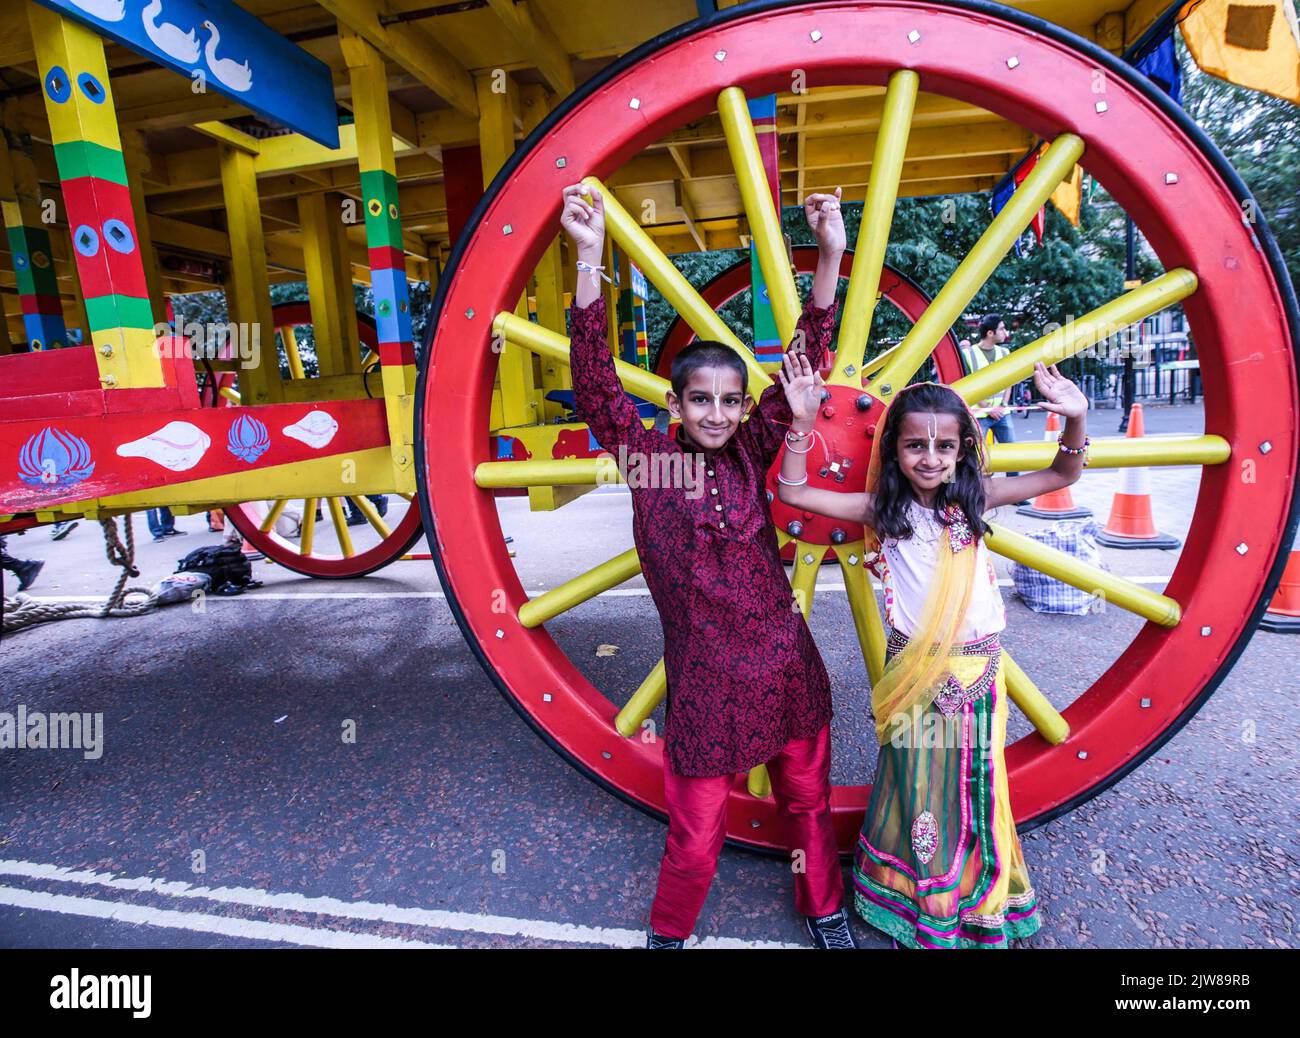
[282,325,307,380]
[789,538,828,617]
[869,133,1085,402]
[831,69,919,387]
[614,659,666,737]
[326,497,355,557]
[1000,650,1070,745]
[984,522,1180,625]
[717,86,800,347]
[987,434,1228,471]
[258,498,289,534]
[300,497,318,556]
[348,495,392,539]
[577,175,772,392]
[397,492,414,503]
[519,548,642,628]
[475,456,624,488]
[953,269,1198,403]
[835,540,888,686]
[493,311,674,406]
[219,385,241,404]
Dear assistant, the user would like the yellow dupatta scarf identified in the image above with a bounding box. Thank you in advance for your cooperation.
[864,386,991,743]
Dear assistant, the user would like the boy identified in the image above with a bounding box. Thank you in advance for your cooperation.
[561,182,854,949]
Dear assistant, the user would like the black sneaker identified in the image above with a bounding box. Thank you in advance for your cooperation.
[345,514,367,527]
[646,931,686,949]
[15,559,44,592]
[805,908,857,949]
[50,521,78,541]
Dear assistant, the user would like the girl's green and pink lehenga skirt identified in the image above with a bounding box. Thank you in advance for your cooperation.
[852,630,1042,949]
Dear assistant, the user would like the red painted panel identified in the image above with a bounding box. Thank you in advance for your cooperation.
[0,345,100,398]
[1,397,390,512]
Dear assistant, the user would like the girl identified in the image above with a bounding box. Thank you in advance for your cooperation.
[775,357,1090,949]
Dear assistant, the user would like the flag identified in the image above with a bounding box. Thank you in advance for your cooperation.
[991,144,1044,253]
[1178,0,1300,106]
[1135,32,1184,103]
[1042,140,1084,227]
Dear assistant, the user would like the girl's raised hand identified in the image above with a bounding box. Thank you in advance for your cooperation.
[803,186,846,253]
[560,182,605,254]
[776,348,825,422]
[1032,361,1088,419]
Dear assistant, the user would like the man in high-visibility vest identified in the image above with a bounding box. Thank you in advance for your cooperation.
[961,314,1026,499]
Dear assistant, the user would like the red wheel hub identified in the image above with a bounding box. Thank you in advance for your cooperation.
[767,386,885,545]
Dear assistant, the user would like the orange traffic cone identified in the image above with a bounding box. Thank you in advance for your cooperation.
[1261,526,1300,633]
[1018,411,1092,519]
[1095,403,1181,549]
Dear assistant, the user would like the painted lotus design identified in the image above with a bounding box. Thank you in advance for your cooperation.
[18,427,96,487]
[116,421,211,471]
[227,414,270,463]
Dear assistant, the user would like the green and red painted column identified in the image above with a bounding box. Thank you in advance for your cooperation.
[28,4,163,388]
[0,130,70,352]
[341,26,417,492]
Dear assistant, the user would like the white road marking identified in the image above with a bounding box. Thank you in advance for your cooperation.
[0,860,804,949]
[23,575,1174,603]
[0,885,452,949]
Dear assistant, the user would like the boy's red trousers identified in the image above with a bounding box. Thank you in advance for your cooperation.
[649,724,843,939]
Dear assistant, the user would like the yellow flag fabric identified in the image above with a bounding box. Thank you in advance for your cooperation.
[1032,141,1083,227]
[1179,0,1300,105]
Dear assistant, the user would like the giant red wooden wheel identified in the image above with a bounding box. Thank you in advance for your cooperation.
[416,0,1300,852]
[224,302,423,579]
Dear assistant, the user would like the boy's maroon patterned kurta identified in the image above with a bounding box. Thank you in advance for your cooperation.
[568,293,838,777]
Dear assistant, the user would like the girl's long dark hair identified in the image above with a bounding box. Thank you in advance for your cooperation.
[873,382,989,543]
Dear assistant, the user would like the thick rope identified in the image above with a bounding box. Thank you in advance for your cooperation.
[2,516,158,634]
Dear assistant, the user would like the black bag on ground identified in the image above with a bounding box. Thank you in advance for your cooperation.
[175,545,261,596]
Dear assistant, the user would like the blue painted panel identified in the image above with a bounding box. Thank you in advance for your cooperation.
[34,0,339,147]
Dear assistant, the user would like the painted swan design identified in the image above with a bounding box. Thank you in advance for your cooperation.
[143,0,200,64]
[70,0,126,22]
[201,20,253,93]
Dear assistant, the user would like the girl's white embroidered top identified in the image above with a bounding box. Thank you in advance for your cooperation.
[877,499,1006,641]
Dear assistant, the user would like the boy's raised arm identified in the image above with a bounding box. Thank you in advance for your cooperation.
[568,294,654,456]
[740,265,840,465]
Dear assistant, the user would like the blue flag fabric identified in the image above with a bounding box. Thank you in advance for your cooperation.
[1135,34,1182,106]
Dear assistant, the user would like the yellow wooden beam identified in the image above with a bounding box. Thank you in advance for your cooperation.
[253,123,417,177]
[321,0,478,118]
[298,191,361,378]
[485,0,574,96]
[194,121,261,155]
[218,144,280,405]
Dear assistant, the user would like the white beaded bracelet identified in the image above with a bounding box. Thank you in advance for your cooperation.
[776,473,808,486]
